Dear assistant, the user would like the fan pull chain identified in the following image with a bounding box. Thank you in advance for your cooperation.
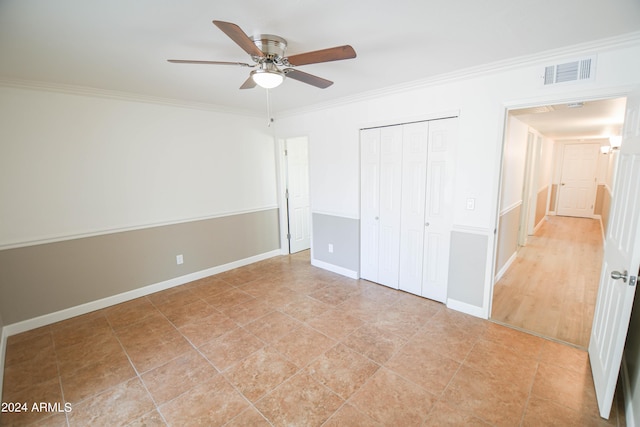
[266,89,274,127]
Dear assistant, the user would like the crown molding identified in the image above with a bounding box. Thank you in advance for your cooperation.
[0,78,264,118]
[276,31,640,118]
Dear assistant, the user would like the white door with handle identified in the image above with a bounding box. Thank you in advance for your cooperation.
[557,143,599,218]
[589,89,640,419]
[285,137,311,253]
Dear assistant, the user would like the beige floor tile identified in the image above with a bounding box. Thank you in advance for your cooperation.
[323,403,383,427]
[385,339,460,395]
[0,377,64,426]
[522,395,608,427]
[423,400,493,426]
[158,375,248,426]
[154,298,218,328]
[67,378,155,427]
[271,325,335,368]
[103,297,160,330]
[464,338,538,392]
[221,297,274,325]
[244,311,303,343]
[255,373,344,427]
[199,327,264,371]
[306,308,365,340]
[442,364,530,427]
[225,346,298,402]
[305,343,379,399]
[60,350,136,403]
[141,350,218,405]
[342,324,406,364]
[177,311,237,347]
[349,368,436,426]
[531,361,601,419]
[281,296,331,322]
[225,407,272,427]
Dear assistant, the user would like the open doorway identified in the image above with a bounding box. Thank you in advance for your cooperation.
[491,97,626,348]
[283,136,311,254]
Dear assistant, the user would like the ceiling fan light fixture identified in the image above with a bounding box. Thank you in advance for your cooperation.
[251,66,284,89]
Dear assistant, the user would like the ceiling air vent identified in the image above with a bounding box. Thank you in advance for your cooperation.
[543,56,595,86]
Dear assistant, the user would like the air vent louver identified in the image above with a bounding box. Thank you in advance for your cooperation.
[543,56,595,86]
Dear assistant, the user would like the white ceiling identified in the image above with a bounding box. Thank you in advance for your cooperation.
[1,0,639,137]
[510,97,628,141]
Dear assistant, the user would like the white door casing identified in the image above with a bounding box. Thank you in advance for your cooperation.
[285,137,311,253]
[557,143,599,218]
[589,89,640,419]
[422,118,457,302]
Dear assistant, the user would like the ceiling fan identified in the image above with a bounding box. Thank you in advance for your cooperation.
[168,20,356,90]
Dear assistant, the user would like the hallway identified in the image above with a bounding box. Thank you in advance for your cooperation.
[491,215,603,348]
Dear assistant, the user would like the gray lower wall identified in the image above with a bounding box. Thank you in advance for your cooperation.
[596,185,612,235]
[535,186,548,227]
[0,209,280,325]
[312,213,360,274]
[495,205,521,275]
[448,231,488,307]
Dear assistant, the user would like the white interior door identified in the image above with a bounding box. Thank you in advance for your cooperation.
[285,137,311,253]
[422,118,457,302]
[399,122,429,295]
[557,143,599,217]
[378,126,403,289]
[360,129,381,282]
[589,89,640,419]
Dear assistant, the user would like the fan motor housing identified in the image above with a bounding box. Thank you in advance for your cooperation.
[251,34,287,62]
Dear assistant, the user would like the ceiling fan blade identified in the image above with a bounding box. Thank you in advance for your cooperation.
[283,69,333,89]
[240,76,257,89]
[167,59,253,67]
[212,20,265,58]
[286,45,356,66]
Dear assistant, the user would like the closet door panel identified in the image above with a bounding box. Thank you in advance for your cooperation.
[399,122,429,295]
[422,118,457,302]
[377,126,403,288]
[360,128,381,282]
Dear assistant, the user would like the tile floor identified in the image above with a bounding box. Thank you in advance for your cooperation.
[1,252,626,426]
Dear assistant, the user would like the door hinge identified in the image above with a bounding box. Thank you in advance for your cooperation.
[287,233,291,240]
[285,189,289,199]
[284,149,288,156]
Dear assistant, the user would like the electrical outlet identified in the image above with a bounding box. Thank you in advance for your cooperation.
[176,254,184,265]
[328,243,334,253]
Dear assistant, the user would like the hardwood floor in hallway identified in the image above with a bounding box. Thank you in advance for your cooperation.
[491,215,604,348]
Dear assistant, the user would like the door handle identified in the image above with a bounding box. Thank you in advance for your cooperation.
[611,270,628,283]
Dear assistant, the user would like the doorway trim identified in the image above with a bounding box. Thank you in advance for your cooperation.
[487,85,634,320]
[276,135,312,255]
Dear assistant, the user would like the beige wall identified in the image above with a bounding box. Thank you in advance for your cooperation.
[0,209,280,325]
[495,204,521,276]
[534,186,549,228]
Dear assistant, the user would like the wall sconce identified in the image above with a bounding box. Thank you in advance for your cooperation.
[609,135,622,150]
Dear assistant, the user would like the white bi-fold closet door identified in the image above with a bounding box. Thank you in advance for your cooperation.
[360,117,457,302]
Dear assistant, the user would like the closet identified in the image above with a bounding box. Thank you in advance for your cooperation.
[360,117,457,302]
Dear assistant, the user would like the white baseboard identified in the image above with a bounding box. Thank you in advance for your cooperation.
[621,353,637,427]
[310,259,359,279]
[494,251,518,282]
[446,298,487,319]
[2,249,281,339]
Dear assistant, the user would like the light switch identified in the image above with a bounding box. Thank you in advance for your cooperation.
[466,198,475,210]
